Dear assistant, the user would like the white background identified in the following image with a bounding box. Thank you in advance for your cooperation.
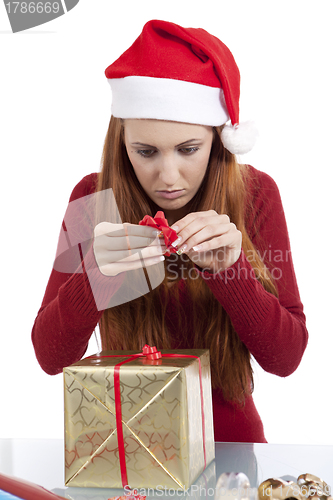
[0,0,332,445]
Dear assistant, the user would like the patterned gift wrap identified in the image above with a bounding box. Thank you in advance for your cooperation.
[64,349,215,489]
[64,460,216,499]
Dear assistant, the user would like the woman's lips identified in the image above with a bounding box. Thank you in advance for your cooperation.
[156,189,185,199]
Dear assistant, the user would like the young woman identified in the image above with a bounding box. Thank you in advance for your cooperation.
[32,19,308,443]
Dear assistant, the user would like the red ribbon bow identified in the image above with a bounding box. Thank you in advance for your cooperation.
[139,211,178,256]
[142,344,162,360]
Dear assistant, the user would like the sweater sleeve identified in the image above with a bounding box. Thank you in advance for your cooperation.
[31,174,124,375]
[197,166,308,377]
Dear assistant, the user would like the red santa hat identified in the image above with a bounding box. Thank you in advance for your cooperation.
[105,19,258,155]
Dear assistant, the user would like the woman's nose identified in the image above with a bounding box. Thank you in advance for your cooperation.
[158,155,180,186]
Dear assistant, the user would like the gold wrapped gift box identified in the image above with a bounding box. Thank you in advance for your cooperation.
[64,349,215,489]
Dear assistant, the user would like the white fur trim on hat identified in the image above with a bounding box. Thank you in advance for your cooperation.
[108,75,229,127]
[221,121,259,154]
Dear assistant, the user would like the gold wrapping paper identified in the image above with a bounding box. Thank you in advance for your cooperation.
[64,460,216,499]
[64,349,215,489]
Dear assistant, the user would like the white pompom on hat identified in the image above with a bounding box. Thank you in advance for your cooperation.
[105,19,258,154]
[221,121,259,155]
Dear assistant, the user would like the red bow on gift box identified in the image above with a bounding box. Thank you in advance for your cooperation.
[142,344,162,360]
[139,211,178,256]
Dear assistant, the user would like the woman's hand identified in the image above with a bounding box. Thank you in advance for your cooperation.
[93,222,166,276]
[170,210,242,274]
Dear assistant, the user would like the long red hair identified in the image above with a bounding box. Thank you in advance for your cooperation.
[96,116,277,402]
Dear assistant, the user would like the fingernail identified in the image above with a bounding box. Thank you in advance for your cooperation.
[176,245,187,255]
[152,230,163,237]
[192,245,202,252]
[171,225,179,232]
[171,236,182,248]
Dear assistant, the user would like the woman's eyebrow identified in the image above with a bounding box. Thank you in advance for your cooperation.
[176,139,203,147]
[131,139,203,147]
[131,142,155,147]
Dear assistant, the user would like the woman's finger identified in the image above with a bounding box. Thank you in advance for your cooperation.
[187,228,242,254]
[98,253,165,276]
[95,233,163,251]
[170,210,218,233]
[95,236,166,266]
[94,221,159,239]
[173,216,233,251]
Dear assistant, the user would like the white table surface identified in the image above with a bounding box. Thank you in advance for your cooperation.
[1,439,332,499]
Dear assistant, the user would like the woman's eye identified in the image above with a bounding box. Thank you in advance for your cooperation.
[179,147,199,155]
[136,149,156,158]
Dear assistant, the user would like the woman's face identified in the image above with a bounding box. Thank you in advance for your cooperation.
[124,119,214,225]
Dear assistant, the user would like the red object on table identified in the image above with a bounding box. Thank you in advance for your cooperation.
[139,211,178,256]
[0,472,66,500]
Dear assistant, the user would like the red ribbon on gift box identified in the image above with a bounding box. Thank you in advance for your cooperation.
[139,211,178,256]
[88,345,207,488]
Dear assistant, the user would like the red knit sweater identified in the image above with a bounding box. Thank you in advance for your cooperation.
[31,165,308,443]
